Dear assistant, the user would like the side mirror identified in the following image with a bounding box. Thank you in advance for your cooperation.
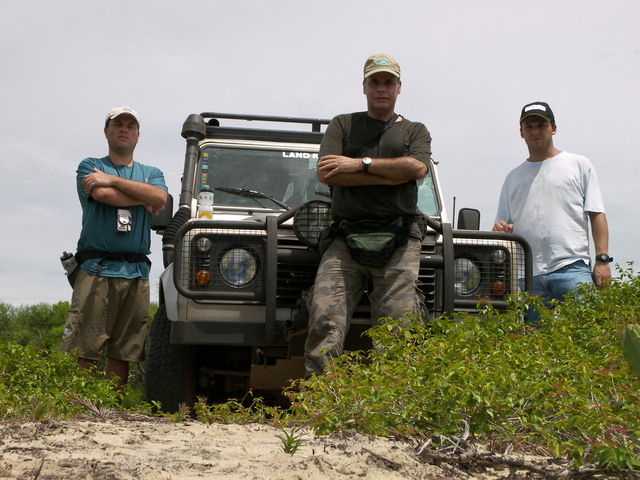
[457,208,480,230]
[151,194,174,233]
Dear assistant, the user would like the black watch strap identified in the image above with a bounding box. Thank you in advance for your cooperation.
[596,253,613,263]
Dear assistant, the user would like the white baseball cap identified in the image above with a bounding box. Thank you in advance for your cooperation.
[105,106,140,126]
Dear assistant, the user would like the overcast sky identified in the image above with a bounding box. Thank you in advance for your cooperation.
[1,0,638,306]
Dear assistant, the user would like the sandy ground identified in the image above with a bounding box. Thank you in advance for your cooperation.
[0,416,576,480]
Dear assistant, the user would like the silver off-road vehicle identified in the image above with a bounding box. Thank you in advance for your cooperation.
[146,113,532,410]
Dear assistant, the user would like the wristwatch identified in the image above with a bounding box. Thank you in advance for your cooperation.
[362,157,372,172]
[595,253,613,263]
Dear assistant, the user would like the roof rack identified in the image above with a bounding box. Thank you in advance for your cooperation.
[200,112,330,133]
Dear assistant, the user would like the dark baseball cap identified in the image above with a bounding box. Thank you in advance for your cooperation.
[519,102,555,125]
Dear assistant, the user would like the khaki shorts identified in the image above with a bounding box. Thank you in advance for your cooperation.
[60,269,150,362]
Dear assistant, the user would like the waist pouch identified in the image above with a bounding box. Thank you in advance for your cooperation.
[337,217,411,268]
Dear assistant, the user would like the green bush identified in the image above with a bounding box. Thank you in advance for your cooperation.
[0,301,158,353]
[288,266,640,469]
[0,342,120,419]
[0,301,68,351]
[0,301,159,417]
[2,268,640,472]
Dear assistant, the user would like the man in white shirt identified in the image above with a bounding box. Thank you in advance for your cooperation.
[493,102,611,323]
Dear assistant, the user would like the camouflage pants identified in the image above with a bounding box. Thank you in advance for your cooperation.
[304,223,425,376]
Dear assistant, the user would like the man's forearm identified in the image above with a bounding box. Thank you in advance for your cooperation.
[317,154,427,186]
[90,186,150,207]
[589,212,609,254]
[589,211,612,289]
[320,171,406,187]
[91,181,166,208]
[365,156,428,181]
[83,169,167,207]
[111,177,166,206]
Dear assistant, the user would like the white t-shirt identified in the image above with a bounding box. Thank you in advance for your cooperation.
[495,151,605,276]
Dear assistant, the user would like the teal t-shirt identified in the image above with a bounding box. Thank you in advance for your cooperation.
[76,156,168,280]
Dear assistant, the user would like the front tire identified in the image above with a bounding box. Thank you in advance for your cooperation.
[144,304,196,412]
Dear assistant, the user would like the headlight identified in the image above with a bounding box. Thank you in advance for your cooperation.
[293,200,332,248]
[491,249,507,264]
[195,237,212,253]
[219,248,257,287]
[454,257,481,296]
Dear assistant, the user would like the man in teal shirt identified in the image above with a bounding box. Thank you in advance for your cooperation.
[61,106,168,388]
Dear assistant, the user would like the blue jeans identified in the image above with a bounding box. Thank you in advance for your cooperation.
[527,260,593,325]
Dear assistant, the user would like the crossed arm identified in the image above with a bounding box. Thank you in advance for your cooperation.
[317,154,427,186]
[83,168,167,215]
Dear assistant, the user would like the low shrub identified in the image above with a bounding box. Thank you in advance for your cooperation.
[287,266,640,469]
[0,301,68,351]
[0,342,120,419]
[2,269,640,471]
[0,301,159,417]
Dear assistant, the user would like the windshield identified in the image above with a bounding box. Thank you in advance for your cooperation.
[198,146,329,209]
[197,145,440,214]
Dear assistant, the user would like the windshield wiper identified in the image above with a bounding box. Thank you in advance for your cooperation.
[214,187,288,209]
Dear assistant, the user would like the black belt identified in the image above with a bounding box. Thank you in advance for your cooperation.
[75,250,151,265]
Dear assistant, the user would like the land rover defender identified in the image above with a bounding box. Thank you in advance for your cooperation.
[145,113,532,410]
